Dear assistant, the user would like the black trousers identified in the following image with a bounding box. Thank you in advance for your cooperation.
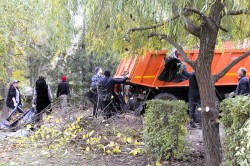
[189,97,201,123]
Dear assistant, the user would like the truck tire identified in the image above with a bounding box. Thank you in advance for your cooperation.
[153,93,177,100]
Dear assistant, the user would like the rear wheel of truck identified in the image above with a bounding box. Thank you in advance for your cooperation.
[153,93,178,100]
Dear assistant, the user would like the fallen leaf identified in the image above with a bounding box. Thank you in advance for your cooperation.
[127,137,132,143]
[86,146,90,152]
[26,124,32,129]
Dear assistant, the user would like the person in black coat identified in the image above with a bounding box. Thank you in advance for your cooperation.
[182,69,201,128]
[235,67,250,95]
[6,80,24,121]
[56,75,70,98]
[6,80,22,109]
[32,76,53,121]
[56,75,70,111]
[99,70,128,118]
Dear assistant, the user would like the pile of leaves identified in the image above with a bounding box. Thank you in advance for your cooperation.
[17,114,145,157]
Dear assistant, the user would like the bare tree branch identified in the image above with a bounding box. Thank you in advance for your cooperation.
[183,17,201,37]
[227,9,250,16]
[125,10,202,42]
[213,50,250,82]
[124,14,180,42]
[184,7,212,24]
[172,2,201,37]
[219,25,228,32]
[148,32,196,68]
[183,6,228,32]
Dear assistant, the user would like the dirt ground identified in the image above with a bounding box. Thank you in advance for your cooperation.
[0,108,206,166]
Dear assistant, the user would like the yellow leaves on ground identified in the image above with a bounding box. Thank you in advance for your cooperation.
[24,117,145,157]
[97,144,104,150]
[126,137,132,143]
[133,140,141,146]
[117,132,121,138]
[55,119,60,124]
[103,141,122,154]
[71,124,76,130]
[26,124,32,129]
[46,115,52,121]
[108,141,115,147]
[129,148,142,156]
[76,117,82,123]
[85,146,90,152]
[106,150,112,154]
[112,146,121,153]
[88,130,95,137]
[156,161,162,166]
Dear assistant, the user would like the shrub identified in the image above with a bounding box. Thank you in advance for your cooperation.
[221,96,250,166]
[143,99,189,161]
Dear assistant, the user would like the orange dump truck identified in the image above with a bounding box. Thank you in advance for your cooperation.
[114,49,250,113]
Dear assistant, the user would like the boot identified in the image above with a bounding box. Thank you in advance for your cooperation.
[197,123,202,129]
[190,121,197,128]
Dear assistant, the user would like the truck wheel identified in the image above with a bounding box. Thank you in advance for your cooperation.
[153,93,177,100]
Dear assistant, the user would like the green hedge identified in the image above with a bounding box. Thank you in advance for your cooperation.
[143,100,189,161]
[221,96,250,166]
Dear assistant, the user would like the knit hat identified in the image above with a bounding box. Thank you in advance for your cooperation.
[95,67,101,74]
[62,75,67,81]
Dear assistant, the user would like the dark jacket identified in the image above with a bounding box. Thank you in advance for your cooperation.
[236,76,250,95]
[182,70,200,99]
[99,76,128,95]
[57,81,70,98]
[6,86,21,109]
[33,79,52,113]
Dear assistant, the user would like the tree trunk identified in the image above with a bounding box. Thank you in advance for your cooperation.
[1,87,9,119]
[196,22,222,166]
[0,85,5,109]
[1,67,12,119]
[29,56,36,87]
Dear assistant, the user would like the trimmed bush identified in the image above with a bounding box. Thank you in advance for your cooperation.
[143,100,189,161]
[221,96,250,166]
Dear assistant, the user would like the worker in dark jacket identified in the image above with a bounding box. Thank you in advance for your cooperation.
[6,80,24,121]
[235,67,250,95]
[182,69,201,128]
[99,70,128,118]
[32,76,53,121]
[57,75,70,111]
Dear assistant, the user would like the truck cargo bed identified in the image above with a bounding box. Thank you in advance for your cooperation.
[115,49,250,88]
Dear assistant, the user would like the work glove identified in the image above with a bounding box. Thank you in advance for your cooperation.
[32,103,36,108]
[14,102,18,107]
[229,92,236,98]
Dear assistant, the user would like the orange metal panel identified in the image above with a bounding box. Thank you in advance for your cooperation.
[114,49,250,88]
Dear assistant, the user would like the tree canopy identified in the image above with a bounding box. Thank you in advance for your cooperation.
[84,0,250,55]
[0,0,78,84]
